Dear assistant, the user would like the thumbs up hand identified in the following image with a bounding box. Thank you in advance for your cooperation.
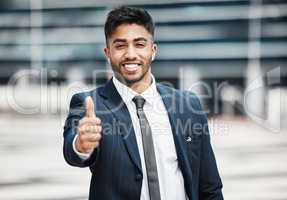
[76,96,102,154]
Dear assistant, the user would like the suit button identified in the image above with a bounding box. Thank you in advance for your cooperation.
[135,174,142,181]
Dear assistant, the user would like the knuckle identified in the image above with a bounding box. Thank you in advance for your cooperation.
[94,126,99,133]
[98,125,102,132]
[92,125,100,133]
[79,127,86,134]
[95,117,101,124]
[97,134,102,141]
[84,126,90,133]
[97,133,102,140]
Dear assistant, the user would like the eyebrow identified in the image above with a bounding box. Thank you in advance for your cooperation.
[112,39,126,44]
[134,37,148,42]
[112,37,148,44]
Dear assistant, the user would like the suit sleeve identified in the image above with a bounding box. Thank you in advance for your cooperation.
[62,93,98,167]
[193,97,224,200]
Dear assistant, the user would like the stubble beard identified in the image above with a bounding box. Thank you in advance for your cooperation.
[111,62,151,87]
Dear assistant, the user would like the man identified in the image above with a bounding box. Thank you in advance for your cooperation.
[63,6,223,200]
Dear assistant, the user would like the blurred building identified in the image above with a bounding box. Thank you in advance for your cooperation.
[0,0,286,117]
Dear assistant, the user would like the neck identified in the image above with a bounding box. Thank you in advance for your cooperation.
[129,75,152,94]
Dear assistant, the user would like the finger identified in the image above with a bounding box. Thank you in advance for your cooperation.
[85,96,96,118]
[83,133,102,142]
[78,125,102,135]
[79,117,101,126]
[83,125,102,134]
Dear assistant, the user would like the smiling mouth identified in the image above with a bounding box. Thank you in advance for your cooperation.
[122,63,141,72]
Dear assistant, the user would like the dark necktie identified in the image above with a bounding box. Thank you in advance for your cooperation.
[132,95,161,200]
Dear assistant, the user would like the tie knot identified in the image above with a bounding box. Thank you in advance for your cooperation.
[132,95,146,109]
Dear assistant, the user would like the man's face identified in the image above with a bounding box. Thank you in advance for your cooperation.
[104,23,157,86]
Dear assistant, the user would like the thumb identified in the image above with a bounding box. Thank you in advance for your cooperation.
[85,96,96,118]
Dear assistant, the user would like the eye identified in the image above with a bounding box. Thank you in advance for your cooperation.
[136,43,146,48]
[115,44,126,49]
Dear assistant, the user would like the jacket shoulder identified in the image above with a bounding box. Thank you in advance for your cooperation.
[157,83,200,101]
[69,86,104,106]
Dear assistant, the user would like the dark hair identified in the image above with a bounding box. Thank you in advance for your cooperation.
[104,6,155,42]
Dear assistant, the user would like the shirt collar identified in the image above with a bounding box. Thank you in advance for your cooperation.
[112,74,158,106]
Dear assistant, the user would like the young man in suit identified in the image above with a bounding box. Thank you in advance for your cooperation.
[63,6,223,200]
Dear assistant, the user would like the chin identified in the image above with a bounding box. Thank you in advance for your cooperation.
[124,75,144,85]
[125,78,141,85]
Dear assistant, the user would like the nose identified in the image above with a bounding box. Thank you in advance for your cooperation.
[124,46,137,60]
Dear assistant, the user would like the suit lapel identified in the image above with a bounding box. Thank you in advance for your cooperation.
[99,79,142,172]
[157,84,193,184]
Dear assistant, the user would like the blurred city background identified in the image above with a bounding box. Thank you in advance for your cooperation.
[0,0,286,199]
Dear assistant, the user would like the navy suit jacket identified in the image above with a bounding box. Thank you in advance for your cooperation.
[63,79,223,200]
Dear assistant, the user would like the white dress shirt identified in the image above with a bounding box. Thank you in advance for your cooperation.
[73,75,187,200]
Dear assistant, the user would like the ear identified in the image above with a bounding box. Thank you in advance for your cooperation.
[104,46,111,61]
[151,43,157,61]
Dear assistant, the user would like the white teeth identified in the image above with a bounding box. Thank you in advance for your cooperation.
[123,64,138,72]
